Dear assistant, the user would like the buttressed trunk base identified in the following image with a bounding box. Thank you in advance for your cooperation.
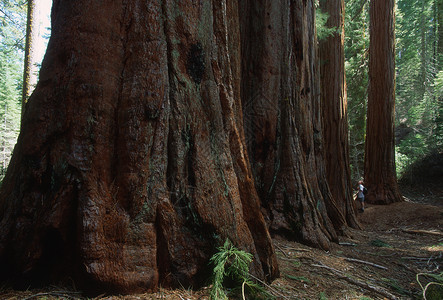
[0,0,278,293]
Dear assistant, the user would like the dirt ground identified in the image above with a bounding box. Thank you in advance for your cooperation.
[1,184,442,300]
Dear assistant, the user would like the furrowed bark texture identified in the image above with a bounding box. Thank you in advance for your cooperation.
[240,0,337,250]
[0,0,278,293]
[319,0,360,230]
[365,0,403,204]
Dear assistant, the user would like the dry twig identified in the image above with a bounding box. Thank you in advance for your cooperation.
[274,243,290,258]
[402,229,443,237]
[22,291,82,300]
[247,272,291,300]
[339,242,357,246]
[344,257,388,270]
[312,262,399,300]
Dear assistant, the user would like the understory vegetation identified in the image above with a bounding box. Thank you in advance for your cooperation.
[209,239,271,300]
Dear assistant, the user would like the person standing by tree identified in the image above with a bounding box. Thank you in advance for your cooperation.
[357,180,366,212]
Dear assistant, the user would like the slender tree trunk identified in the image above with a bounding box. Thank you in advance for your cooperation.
[420,0,427,98]
[0,0,278,293]
[365,0,403,204]
[21,0,37,118]
[437,0,443,140]
[437,0,443,144]
[240,0,337,250]
[2,103,6,172]
[319,0,360,230]
[438,0,443,66]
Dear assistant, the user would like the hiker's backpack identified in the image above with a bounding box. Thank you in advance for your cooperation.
[363,187,368,195]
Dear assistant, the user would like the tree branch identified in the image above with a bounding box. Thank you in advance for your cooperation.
[344,257,388,270]
[312,262,399,300]
[402,229,443,237]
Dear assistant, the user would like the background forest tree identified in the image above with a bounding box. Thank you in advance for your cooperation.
[345,0,442,183]
[395,0,442,174]
[0,0,26,180]
[318,0,359,230]
[0,0,50,182]
[364,0,403,204]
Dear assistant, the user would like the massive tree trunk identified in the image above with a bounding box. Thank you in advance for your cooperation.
[365,0,403,204]
[319,0,360,230]
[0,0,278,293]
[240,0,337,250]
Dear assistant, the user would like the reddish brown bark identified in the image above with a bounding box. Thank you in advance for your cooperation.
[0,0,278,293]
[319,0,360,230]
[240,0,337,250]
[365,0,403,204]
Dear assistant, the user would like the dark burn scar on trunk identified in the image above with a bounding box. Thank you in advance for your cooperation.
[187,43,205,84]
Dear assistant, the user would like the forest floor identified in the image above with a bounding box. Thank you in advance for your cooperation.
[1,182,442,300]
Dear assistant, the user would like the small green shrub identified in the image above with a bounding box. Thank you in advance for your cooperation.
[370,239,392,248]
[209,239,272,300]
[285,274,310,283]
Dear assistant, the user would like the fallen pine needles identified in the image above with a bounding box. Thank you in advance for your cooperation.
[311,262,399,300]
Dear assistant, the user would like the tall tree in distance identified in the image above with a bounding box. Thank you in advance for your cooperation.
[345,0,369,182]
[21,0,37,116]
[395,0,438,175]
[439,0,443,66]
[0,0,278,293]
[365,0,403,204]
[434,0,442,148]
[319,0,360,230]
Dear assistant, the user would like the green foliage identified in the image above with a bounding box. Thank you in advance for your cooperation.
[209,239,272,300]
[345,0,369,182]
[0,0,26,183]
[434,71,443,99]
[0,45,22,183]
[395,0,442,177]
[285,274,310,283]
[345,0,441,181]
[318,291,328,300]
[381,277,409,296]
[396,134,427,175]
[416,272,443,300]
[291,259,302,268]
[0,0,27,52]
[370,239,392,248]
[315,7,338,41]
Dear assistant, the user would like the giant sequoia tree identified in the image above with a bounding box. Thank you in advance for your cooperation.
[365,0,403,204]
[0,0,278,293]
[319,0,360,230]
[240,0,338,250]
